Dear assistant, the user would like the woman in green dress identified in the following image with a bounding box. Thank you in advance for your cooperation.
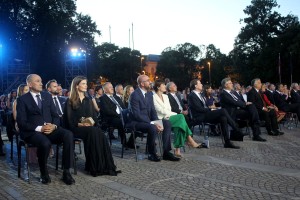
[153,80,205,157]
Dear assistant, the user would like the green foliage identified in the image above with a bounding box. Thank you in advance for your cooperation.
[232,0,300,84]
[93,43,142,85]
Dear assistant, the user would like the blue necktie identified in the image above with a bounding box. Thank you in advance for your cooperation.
[36,94,42,109]
[53,97,63,115]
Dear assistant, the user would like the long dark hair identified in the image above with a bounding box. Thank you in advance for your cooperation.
[69,76,87,109]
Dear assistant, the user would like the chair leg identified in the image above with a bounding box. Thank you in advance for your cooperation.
[25,145,31,183]
[10,136,13,160]
[17,142,21,178]
[56,144,59,170]
[73,152,77,175]
[133,132,138,162]
[79,142,82,154]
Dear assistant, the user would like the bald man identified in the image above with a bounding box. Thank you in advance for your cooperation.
[17,74,75,185]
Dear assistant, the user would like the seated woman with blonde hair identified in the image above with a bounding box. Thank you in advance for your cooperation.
[153,80,205,157]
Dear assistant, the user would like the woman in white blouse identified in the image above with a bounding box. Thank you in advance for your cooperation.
[153,80,204,157]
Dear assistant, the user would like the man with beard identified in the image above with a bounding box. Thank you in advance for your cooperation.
[46,80,66,124]
[128,75,179,162]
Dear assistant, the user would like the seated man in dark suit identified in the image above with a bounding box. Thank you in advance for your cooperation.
[273,83,300,122]
[99,82,126,142]
[219,77,266,142]
[290,83,300,104]
[188,79,242,149]
[233,82,246,102]
[46,79,66,124]
[265,83,276,104]
[16,74,75,185]
[166,82,191,127]
[247,78,283,136]
[128,75,180,162]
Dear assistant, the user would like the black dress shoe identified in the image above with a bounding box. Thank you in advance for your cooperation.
[62,171,75,185]
[276,130,284,135]
[253,136,267,142]
[40,174,51,184]
[163,152,180,161]
[148,154,161,162]
[224,141,240,149]
[268,130,278,136]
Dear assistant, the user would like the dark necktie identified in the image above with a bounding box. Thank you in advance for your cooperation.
[53,97,63,116]
[110,96,123,113]
[173,94,183,110]
[229,91,239,101]
[36,94,42,109]
[199,93,208,108]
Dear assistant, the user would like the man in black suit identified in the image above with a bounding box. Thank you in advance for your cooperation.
[247,78,283,136]
[166,82,191,127]
[290,83,300,104]
[99,82,126,142]
[46,79,66,125]
[188,79,242,149]
[273,83,300,122]
[219,78,266,142]
[265,83,276,104]
[128,75,179,162]
[233,83,246,102]
[16,74,75,185]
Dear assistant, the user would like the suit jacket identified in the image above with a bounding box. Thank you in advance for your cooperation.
[247,88,265,111]
[113,94,126,109]
[16,91,60,139]
[128,88,158,123]
[58,96,67,111]
[273,91,290,111]
[167,93,184,114]
[219,90,247,119]
[188,91,210,121]
[153,93,177,119]
[99,94,122,121]
[291,89,300,104]
[265,89,275,104]
[233,91,245,102]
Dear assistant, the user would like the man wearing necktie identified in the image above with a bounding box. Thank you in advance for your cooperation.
[166,82,191,127]
[220,77,266,142]
[247,78,284,136]
[46,80,66,123]
[188,79,243,149]
[17,74,75,185]
[100,82,126,142]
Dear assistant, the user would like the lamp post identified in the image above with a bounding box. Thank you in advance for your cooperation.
[208,62,211,84]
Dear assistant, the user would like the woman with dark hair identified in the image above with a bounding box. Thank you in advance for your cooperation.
[153,80,204,157]
[203,85,216,108]
[64,76,120,177]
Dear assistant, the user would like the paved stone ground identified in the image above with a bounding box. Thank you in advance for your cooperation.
[0,123,299,200]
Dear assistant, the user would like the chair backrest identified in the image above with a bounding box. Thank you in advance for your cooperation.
[188,107,194,121]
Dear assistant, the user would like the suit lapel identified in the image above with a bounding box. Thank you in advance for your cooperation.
[27,92,42,114]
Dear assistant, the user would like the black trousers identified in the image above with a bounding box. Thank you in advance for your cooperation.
[25,128,74,175]
[195,109,238,142]
[235,104,261,137]
[107,117,126,143]
[258,109,278,132]
[133,119,172,155]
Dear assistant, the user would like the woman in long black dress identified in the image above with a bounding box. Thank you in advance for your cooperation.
[64,76,120,177]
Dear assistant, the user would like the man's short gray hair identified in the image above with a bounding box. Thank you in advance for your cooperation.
[166,82,175,92]
[221,78,231,88]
